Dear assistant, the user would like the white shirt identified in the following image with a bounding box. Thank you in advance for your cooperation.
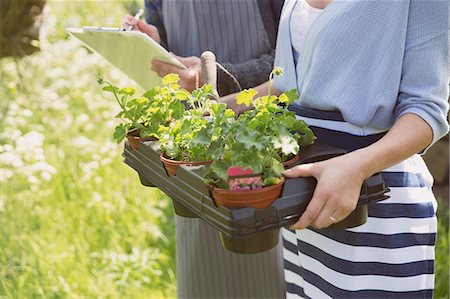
[290,0,323,61]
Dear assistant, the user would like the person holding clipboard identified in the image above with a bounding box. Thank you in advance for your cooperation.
[122,1,286,298]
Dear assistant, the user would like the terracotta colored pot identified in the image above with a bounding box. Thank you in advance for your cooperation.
[160,153,212,176]
[126,132,157,150]
[211,178,285,209]
[282,154,300,168]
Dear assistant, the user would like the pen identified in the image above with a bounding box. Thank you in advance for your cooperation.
[128,8,144,31]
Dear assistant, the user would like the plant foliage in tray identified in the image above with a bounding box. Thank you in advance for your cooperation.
[100,69,316,192]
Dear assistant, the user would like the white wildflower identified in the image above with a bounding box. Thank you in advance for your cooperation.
[40,171,53,181]
[0,169,13,182]
[27,175,39,185]
[75,114,90,126]
[0,152,24,168]
[72,136,92,148]
[16,131,45,151]
[21,109,33,117]
[30,161,56,175]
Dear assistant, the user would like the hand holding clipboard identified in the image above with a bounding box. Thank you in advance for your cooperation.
[121,13,206,92]
[67,21,186,90]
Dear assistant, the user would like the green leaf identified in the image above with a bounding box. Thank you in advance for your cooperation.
[235,130,263,150]
[236,89,257,106]
[234,152,263,174]
[191,128,210,145]
[143,87,160,99]
[263,177,283,186]
[114,111,125,118]
[113,123,128,143]
[281,89,299,105]
[223,109,236,119]
[162,73,180,85]
[119,87,136,95]
[169,101,185,119]
[210,161,229,184]
[175,91,189,100]
[278,93,289,103]
[134,97,148,105]
[102,85,119,93]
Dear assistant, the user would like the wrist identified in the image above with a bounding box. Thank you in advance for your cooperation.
[347,148,380,179]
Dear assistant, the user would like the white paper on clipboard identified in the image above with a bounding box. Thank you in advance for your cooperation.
[66,27,187,89]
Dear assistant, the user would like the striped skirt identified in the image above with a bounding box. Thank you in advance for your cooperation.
[283,105,438,298]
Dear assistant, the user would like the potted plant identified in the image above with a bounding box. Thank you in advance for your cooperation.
[158,83,237,176]
[98,74,187,150]
[234,69,315,167]
[203,121,286,208]
[203,68,316,208]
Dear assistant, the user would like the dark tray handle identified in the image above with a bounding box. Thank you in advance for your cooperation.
[298,140,348,164]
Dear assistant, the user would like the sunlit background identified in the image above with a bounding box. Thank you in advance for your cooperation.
[0,1,448,298]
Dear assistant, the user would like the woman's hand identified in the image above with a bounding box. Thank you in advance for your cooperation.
[151,55,203,91]
[284,152,367,229]
[121,15,161,43]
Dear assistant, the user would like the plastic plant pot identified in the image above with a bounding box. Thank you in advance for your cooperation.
[210,179,285,209]
[160,153,212,176]
[220,229,279,254]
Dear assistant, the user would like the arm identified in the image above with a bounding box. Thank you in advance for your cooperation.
[216,0,283,96]
[284,114,433,229]
[152,50,276,95]
[217,50,275,96]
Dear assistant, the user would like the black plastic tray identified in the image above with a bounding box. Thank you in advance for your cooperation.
[123,140,389,253]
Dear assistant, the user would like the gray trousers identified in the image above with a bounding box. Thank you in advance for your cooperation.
[176,216,286,299]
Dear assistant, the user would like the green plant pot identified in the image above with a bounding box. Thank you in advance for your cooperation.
[220,229,279,254]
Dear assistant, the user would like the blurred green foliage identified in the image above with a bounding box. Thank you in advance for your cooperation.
[0,0,175,297]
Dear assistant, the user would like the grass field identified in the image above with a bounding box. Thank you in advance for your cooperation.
[0,1,448,298]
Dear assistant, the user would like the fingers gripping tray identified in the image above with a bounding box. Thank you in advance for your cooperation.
[123,141,389,254]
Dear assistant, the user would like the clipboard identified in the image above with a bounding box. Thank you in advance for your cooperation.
[67,27,187,89]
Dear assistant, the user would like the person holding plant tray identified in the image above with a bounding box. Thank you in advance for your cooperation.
[121,1,288,298]
[219,0,449,298]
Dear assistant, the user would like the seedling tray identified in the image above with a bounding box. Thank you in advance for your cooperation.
[123,140,389,253]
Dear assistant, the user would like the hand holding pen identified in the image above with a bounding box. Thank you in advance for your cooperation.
[127,9,144,31]
[121,8,161,43]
